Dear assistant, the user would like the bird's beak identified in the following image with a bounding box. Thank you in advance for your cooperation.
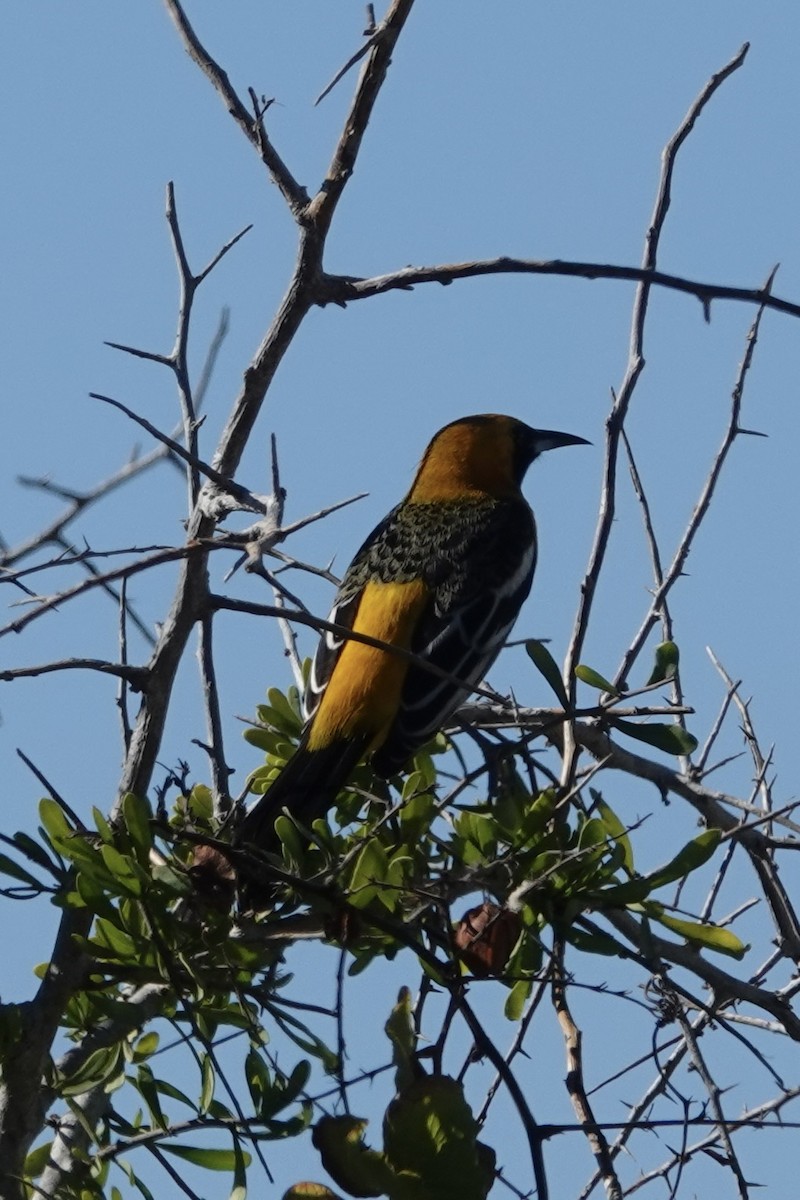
[532,429,592,454]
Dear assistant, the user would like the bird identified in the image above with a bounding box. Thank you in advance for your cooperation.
[239,413,588,855]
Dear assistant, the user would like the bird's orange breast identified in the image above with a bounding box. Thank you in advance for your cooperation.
[306,579,430,753]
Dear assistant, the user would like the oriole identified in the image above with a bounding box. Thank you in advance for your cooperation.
[240,413,587,851]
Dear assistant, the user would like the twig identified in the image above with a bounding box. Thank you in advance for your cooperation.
[669,981,751,1199]
[197,614,234,815]
[117,578,133,751]
[0,659,147,687]
[0,545,200,640]
[16,750,84,830]
[613,267,777,690]
[314,27,384,107]
[476,976,549,1126]
[707,647,772,814]
[90,391,263,512]
[551,941,622,1200]
[163,0,309,216]
[455,991,549,1200]
[623,1087,800,1195]
[306,0,416,240]
[563,44,751,791]
[694,670,742,776]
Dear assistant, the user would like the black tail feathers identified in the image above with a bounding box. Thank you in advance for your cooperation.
[237,733,370,854]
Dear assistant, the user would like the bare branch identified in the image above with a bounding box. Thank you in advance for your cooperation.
[314,27,384,107]
[552,942,622,1200]
[117,577,134,751]
[163,0,309,216]
[321,254,800,320]
[613,267,777,689]
[564,43,752,741]
[307,0,417,239]
[0,545,198,640]
[0,658,147,687]
[197,616,233,817]
[89,391,262,512]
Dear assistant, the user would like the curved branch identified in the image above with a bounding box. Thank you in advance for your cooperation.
[320,256,799,320]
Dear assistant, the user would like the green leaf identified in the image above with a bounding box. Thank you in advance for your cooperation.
[612,718,698,756]
[245,1047,272,1113]
[383,1076,496,1200]
[274,814,306,862]
[646,640,680,685]
[645,829,722,890]
[593,794,634,873]
[151,862,191,895]
[150,1078,195,1109]
[522,788,558,837]
[525,639,569,708]
[132,1032,160,1062]
[133,1064,169,1131]
[247,1046,309,1118]
[188,784,214,823]
[160,1145,251,1171]
[38,798,73,843]
[592,878,651,906]
[576,817,609,851]
[266,687,304,736]
[12,831,63,875]
[0,852,46,890]
[564,927,624,956]
[645,905,748,959]
[92,807,115,844]
[244,725,287,754]
[59,1044,123,1096]
[399,789,435,840]
[268,1007,340,1074]
[312,1115,392,1198]
[504,978,532,1021]
[23,1139,53,1178]
[99,845,145,896]
[348,839,389,908]
[199,1053,215,1114]
[122,793,153,860]
[259,1059,312,1120]
[575,663,620,696]
[455,811,496,860]
[91,917,137,960]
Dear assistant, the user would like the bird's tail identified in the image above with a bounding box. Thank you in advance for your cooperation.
[238,731,370,854]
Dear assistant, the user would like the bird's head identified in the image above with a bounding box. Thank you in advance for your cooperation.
[408,413,590,502]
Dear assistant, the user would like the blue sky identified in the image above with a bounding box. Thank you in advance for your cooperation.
[4,3,800,1197]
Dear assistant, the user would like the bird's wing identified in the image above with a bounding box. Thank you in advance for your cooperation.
[303,587,363,722]
[302,507,404,723]
[373,527,536,776]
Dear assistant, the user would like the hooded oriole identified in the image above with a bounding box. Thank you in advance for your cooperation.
[240,413,587,851]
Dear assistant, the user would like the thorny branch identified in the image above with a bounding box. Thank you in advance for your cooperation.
[563,41,750,788]
[552,941,622,1200]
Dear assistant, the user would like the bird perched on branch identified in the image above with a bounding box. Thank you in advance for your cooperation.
[239,413,588,854]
